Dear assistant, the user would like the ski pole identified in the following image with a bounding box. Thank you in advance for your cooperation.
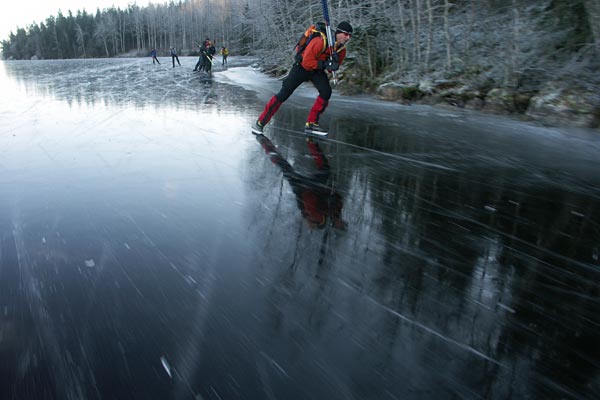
[321,0,337,85]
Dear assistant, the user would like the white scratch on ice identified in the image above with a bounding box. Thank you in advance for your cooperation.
[338,278,504,366]
[160,356,172,378]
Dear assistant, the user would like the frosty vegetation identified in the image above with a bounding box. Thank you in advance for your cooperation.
[2,0,599,128]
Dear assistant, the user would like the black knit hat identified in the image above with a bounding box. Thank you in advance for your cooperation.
[336,21,353,35]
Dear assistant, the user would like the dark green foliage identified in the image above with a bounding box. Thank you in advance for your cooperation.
[593,108,600,128]
[2,11,100,59]
[349,17,395,80]
[339,26,385,91]
[402,86,421,100]
[529,0,591,61]
[513,92,534,113]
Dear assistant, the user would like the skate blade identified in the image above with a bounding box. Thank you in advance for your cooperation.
[304,130,328,137]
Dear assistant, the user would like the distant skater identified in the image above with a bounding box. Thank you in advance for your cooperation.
[220,46,229,66]
[170,46,181,68]
[193,39,208,72]
[200,39,216,75]
[150,48,160,65]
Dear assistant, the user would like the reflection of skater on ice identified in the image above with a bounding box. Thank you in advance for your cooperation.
[256,134,346,230]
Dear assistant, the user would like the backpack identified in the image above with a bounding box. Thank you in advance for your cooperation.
[293,22,327,63]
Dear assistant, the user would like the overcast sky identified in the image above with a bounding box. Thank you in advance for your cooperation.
[1,1,156,41]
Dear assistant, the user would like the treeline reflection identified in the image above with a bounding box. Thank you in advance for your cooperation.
[250,113,599,399]
[3,59,255,111]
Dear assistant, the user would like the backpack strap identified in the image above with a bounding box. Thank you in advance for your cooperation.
[311,29,327,55]
[334,42,345,54]
[294,25,328,63]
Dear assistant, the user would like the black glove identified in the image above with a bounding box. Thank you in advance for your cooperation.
[325,60,339,71]
[318,59,339,71]
[331,52,339,63]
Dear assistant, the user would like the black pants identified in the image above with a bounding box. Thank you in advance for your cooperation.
[194,57,203,71]
[171,55,181,67]
[275,63,331,103]
[203,55,212,72]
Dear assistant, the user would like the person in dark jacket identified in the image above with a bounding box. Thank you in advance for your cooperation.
[170,46,181,68]
[150,48,160,65]
[252,21,353,136]
[193,39,209,72]
[201,39,217,75]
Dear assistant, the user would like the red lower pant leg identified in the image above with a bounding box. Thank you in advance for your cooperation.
[306,96,329,124]
[307,140,327,170]
[258,96,283,126]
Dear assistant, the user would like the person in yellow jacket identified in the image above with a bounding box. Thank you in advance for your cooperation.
[220,46,229,66]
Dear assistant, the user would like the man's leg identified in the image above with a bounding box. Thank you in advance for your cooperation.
[257,64,308,127]
[306,72,332,125]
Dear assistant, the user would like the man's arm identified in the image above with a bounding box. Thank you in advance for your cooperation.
[300,37,325,71]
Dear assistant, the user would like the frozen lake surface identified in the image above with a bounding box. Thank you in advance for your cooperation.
[0,57,599,399]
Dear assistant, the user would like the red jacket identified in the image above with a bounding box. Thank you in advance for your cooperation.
[300,36,346,71]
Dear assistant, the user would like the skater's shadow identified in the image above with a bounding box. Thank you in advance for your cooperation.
[256,134,346,230]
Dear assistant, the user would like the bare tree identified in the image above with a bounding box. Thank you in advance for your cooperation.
[131,5,144,51]
[395,0,409,73]
[424,0,434,72]
[74,22,86,58]
[584,0,600,51]
[506,0,520,87]
[443,0,451,69]
[94,20,110,57]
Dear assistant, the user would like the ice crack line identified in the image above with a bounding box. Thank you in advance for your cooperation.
[338,278,505,366]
